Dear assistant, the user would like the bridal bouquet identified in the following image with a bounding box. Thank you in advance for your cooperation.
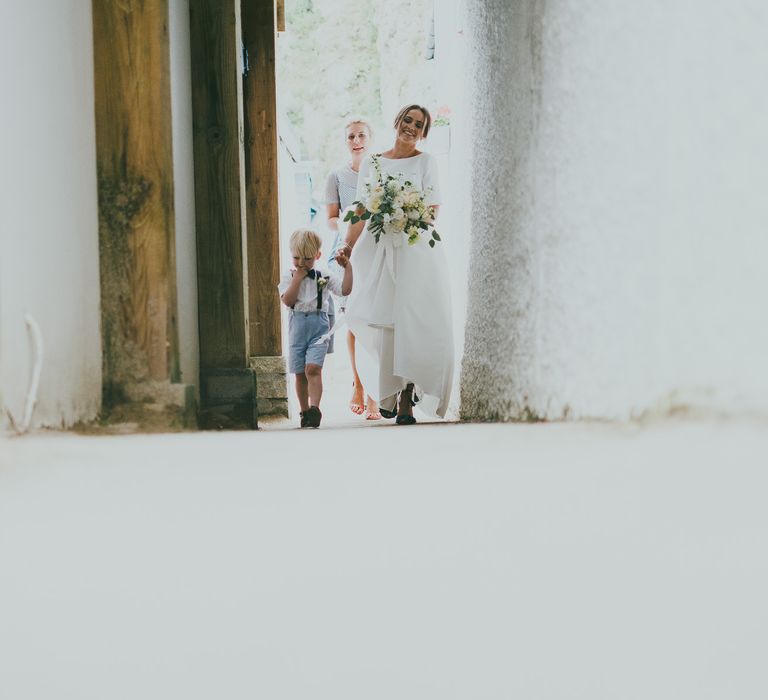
[343,155,441,248]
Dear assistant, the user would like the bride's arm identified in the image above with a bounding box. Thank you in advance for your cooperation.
[342,205,366,252]
[341,156,373,253]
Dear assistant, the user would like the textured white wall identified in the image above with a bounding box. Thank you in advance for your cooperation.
[429,0,472,419]
[461,0,768,421]
[169,0,200,393]
[0,2,101,430]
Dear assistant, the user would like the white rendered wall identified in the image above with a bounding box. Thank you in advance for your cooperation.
[461,0,768,421]
[169,0,200,393]
[428,0,471,419]
[0,2,101,430]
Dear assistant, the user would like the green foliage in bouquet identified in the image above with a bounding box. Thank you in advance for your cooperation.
[343,155,441,248]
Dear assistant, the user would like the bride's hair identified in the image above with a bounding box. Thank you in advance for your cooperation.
[393,104,432,138]
[344,118,373,138]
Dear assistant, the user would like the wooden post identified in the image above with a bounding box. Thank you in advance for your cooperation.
[240,0,288,419]
[190,0,258,428]
[92,0,184,406]
[242,0,282,358]
[189,0,249,370]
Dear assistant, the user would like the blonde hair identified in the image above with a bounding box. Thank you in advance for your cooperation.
[344,118,373,138]
[393,104,432,138]
[289,228,322,258]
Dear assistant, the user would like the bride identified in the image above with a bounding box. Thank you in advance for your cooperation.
[341,104,453,424]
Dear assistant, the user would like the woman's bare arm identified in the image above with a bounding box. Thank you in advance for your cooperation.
[335,249,354,296]
[326,202,340,233]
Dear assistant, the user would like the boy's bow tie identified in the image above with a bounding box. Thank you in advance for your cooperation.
[305,269,319,279]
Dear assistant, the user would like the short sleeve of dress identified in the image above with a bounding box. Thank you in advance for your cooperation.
[324,171,340,205]
[421,153,441,206]
[277,270,293,297]
[355,156,373,202]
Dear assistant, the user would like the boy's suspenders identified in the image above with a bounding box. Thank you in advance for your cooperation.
[290,270,327,312]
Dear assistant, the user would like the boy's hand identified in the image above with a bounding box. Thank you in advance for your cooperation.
[334,249,349,268]
[293,266,309,279]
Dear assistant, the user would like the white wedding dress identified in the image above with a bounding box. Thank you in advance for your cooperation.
[345,152,454,418]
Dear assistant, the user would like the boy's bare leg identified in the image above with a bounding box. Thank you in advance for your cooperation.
[348,330,378,414]
[305,363,323,407]
[295,372,309,412]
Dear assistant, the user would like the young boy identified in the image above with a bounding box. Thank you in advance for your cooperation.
[278,229,353,428]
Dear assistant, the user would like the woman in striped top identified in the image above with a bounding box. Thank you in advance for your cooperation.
[325,119,381,420]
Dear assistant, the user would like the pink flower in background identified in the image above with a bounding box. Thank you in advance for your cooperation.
[434,105,451,126]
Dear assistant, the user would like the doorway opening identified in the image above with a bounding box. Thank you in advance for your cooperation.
[273,0,471,427]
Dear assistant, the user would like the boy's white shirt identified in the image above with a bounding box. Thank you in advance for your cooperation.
[277,267,344,313]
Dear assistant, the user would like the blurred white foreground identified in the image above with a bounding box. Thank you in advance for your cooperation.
[2,418,767,699]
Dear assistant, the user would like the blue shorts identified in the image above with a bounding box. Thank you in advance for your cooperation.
[288,311,330,374]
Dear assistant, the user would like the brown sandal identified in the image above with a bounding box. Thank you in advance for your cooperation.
[364,406,382,420]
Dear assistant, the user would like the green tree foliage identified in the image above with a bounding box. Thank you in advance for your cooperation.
[278,0,434,197]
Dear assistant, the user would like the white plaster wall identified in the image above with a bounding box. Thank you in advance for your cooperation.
[0,2,101,430]
[169,0,200,392]
[429,0,472,419]
[461,0,768,421]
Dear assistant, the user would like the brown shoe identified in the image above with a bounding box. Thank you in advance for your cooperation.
[304,405,322,428]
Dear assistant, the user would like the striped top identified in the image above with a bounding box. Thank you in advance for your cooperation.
[324,163,360,261]
[325,163,360,212]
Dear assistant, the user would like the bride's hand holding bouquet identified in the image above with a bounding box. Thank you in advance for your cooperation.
[344,155,441,249]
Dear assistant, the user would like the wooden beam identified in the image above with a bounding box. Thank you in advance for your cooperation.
[242,0,282,357]
[189,0,249,369]
[92,0,180,389]
[276,0,285,32]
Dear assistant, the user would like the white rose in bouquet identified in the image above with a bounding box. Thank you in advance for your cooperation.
[344,155,442,248]
[403,191,420,207]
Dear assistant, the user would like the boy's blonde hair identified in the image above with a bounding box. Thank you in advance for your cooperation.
[289,228,322,258]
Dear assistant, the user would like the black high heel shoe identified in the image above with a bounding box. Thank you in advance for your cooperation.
[395,386,417,425]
